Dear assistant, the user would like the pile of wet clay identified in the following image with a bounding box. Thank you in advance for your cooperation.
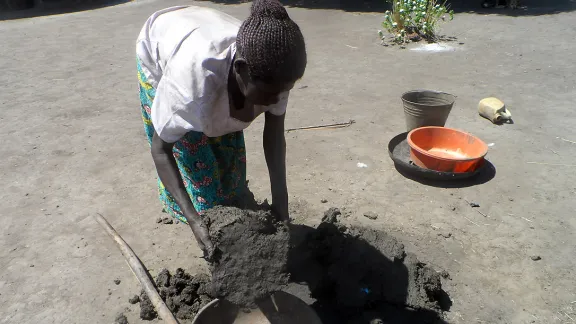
[136,206,449,323]
[138,206,290,320]
[204,206,291,307]
[288,208,450,323]
[139,268,213,320]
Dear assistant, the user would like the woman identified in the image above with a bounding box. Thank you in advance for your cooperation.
[136,0,307,258]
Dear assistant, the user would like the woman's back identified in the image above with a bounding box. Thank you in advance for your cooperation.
[136,6,240,87]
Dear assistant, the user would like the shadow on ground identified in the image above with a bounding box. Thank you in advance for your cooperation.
[0,0,131,21]
[2,0,572,21]
[200,0,575,16]
[450,0,576,16]
[287,219,451,323]
[396,160,497,189]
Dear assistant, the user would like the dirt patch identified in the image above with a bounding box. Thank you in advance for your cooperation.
[139,268,212,320]
[139,291,155,320]
[205,206,291,307]
[114,313,128,324]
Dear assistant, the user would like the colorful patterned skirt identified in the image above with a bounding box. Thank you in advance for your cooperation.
[137,59,247,223]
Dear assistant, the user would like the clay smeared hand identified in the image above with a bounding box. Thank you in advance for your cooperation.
[263,112,290,225]
[189,221,215,261]
[271,203,290,224]
[151,132,215,261]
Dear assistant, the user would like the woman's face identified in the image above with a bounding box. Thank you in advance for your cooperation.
[234,59,295,106]
[243,79,294,106]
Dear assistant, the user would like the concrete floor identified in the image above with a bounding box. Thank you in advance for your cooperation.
[0,0,575,323]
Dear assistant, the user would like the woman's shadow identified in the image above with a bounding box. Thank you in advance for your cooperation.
[0,0,131,21]
[285,209,452,324]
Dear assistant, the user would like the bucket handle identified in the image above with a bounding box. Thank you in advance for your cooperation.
[403,89,458,98]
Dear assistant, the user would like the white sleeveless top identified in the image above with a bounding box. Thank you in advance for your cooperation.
[136,6,289,143]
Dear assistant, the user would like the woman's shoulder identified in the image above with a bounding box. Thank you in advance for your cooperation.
[164,39,234,103]
[151,6,241,36]
[145,6,238,103]
[141,6,239,50]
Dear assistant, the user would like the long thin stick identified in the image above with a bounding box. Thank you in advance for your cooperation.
[476,210,488,218]
[286,120,355,132]
[94,213,179,324]
[560,138,576,144]
[526,162,576,167]
[463,216,480,226]
[564,311,575,322]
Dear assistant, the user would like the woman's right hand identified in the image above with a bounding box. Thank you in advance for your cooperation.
[151,131,215,261]
[188,218,215,261]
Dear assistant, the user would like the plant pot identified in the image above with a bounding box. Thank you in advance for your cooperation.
[402,90,455,132]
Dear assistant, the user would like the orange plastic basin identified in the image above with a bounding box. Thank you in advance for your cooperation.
[407,127,488,173]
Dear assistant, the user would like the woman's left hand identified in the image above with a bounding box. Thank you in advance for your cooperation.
[189,219,215,261]
[263,112,290,224]
[271,202,290,223]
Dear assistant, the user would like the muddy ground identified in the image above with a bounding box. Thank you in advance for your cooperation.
[137,268,212,320]
[134,207,449,323]
[1,0,575,323]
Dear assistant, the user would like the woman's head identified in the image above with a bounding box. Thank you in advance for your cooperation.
[234,0,307,106]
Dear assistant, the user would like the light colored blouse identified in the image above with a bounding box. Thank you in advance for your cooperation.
[136,6,289,143]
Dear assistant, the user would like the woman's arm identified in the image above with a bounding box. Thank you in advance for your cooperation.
[151,131,214,259]
[263,112,289,222]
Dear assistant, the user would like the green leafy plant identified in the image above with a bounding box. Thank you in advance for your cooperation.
[379,0,454,44]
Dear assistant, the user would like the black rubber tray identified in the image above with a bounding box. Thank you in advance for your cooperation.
[388,132,485,181]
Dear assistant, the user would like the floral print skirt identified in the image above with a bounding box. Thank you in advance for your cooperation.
[137,59,247,223]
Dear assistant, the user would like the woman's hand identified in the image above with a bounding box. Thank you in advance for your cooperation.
[187,217,215,260]
[271,202,289,223]
[263,112,290,223]
[151,132,215,259]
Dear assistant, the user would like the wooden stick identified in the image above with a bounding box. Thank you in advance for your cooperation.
[94,213,179,324]
[476,210,489,218]
[463,216,480,226]
[526,162,576,167]
[286,120,355,132]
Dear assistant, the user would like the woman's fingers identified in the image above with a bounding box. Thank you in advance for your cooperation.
[271,204,290,223]
[191,222,215,261]
[203,241,215,261]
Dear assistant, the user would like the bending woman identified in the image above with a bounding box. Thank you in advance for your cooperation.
[136,0,306,258]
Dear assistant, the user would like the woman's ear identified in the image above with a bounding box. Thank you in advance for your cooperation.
[233,58,251,94]
[233,58,249,78]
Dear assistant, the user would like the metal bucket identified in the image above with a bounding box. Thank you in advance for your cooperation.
[402,90,455,131]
